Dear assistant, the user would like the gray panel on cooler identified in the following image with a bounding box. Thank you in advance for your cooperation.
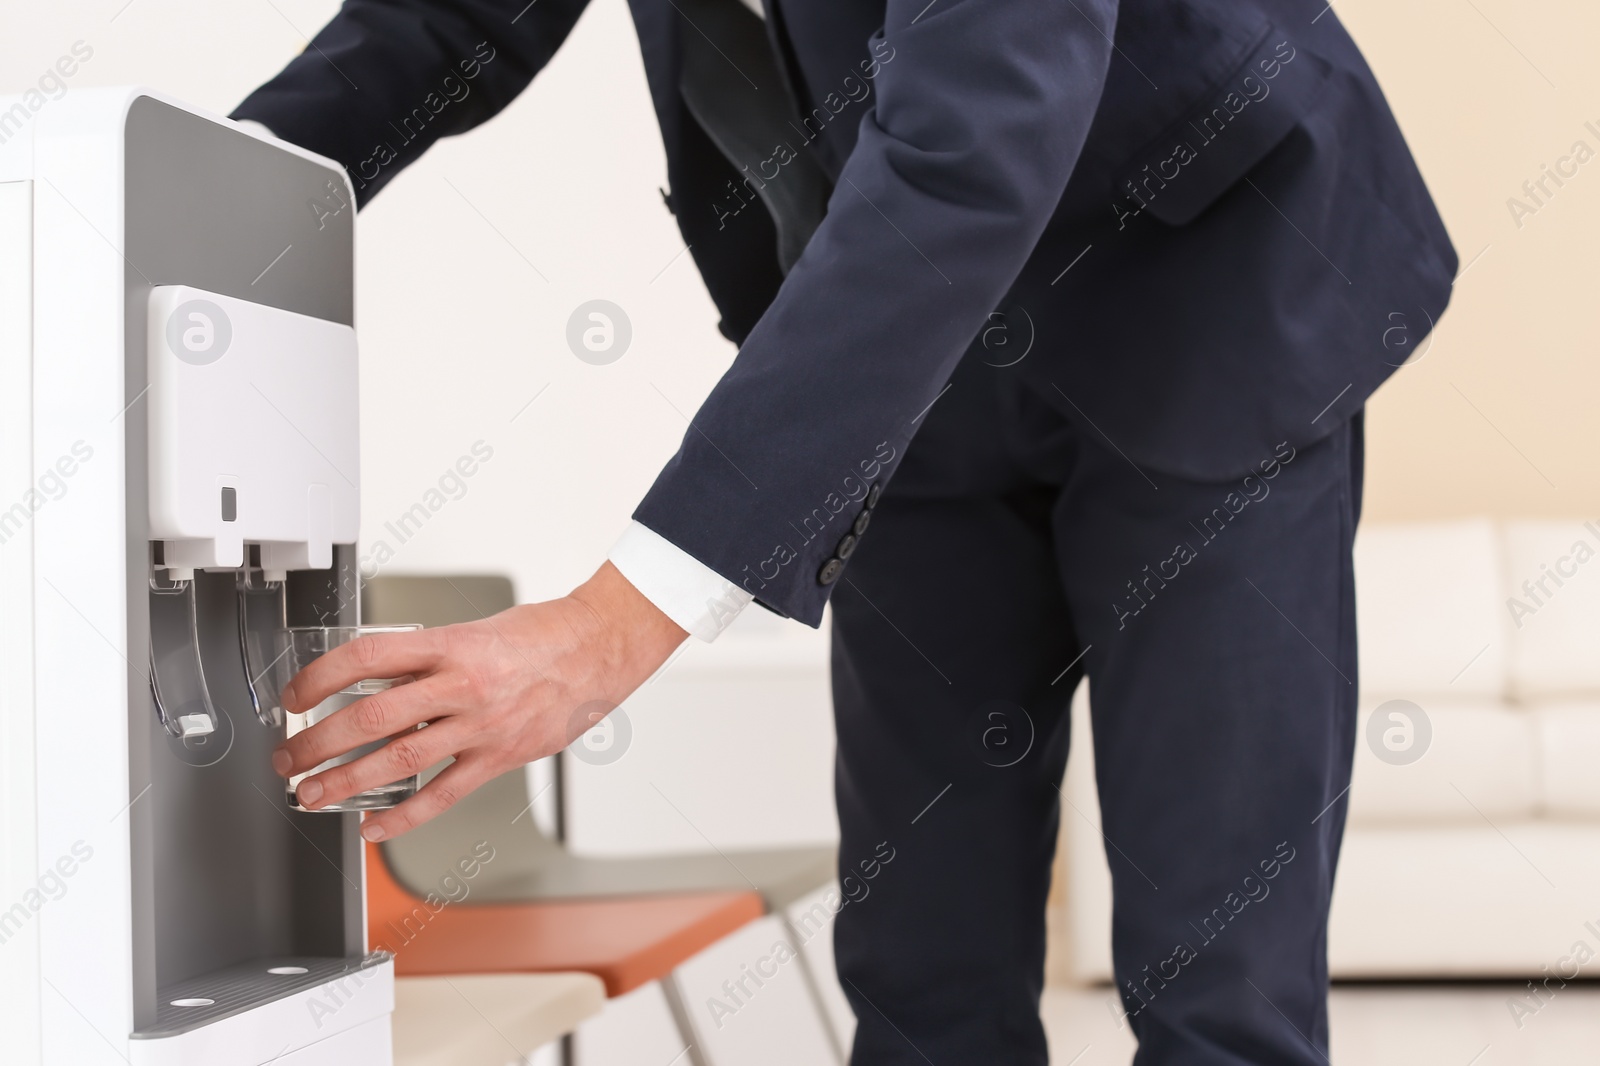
[123,97,354,326]
[120,96,364,1032]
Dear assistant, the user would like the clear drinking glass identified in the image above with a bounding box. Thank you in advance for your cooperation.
[273,624,424,812]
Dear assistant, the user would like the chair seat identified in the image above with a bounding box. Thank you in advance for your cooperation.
[393,973,605,1066]
[459,842,837,913]
[369,842,764,997]
[380,768,837,914]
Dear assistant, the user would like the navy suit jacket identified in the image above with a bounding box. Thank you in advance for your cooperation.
[235,0,1456,625]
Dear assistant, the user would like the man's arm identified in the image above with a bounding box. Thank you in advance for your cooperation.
[232,0,591,205]
[264,0,1122,838]
[635,0,1119,624]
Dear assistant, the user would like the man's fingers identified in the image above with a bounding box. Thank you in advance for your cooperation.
[293,719,473,811]
[282,627,446,714]
[357,756,499,841]
[276,675,452,777]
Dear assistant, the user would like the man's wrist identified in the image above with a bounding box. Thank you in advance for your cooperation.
[572,561,689,676]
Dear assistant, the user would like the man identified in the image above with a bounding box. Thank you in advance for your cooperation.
[243,0,1455,1061]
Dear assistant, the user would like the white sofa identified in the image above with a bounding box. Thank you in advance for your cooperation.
[1053,518,1600,982]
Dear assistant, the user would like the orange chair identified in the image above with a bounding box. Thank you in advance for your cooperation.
[368,839,763,1064]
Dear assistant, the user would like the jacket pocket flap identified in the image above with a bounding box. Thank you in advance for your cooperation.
[1115,29,1332,226]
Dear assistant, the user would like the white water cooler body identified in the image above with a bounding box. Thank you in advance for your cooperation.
[0,88,394,1066]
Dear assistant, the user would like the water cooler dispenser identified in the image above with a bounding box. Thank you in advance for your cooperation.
[1,88,394,1064]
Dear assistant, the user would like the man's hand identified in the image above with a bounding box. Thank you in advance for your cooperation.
[271,562,688,841]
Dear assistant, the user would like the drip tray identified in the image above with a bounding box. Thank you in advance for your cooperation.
[132,952,390,1039]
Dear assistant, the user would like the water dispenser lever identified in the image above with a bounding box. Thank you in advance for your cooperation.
[148,572,221,746]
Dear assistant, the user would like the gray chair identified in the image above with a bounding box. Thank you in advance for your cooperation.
[364,574,845,1065]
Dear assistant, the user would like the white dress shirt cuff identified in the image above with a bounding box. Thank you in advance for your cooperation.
[608,521,753,643]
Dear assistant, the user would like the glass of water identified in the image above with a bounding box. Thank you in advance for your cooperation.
[274,624,424,812]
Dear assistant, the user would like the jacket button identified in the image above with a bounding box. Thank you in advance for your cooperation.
[817,557,844,586]
[836,533,859,560]
[865,482,882,509]
[852,510,871,536]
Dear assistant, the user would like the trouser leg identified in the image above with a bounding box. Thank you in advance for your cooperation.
[829,371,1081,1065]
[1054,418,1363,1065]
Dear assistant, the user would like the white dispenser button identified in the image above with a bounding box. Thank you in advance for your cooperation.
[147,285,358,572]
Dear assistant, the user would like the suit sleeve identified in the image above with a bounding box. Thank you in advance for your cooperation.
[230,0,591,205]
[633,0,1119,625]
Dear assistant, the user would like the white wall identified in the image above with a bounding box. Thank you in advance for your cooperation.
[2,0,735,603]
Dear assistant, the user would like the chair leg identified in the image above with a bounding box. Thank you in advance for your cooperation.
[780,917,848,1065]
[660,971,714,1066]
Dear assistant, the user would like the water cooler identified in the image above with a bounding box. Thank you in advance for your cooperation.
[0,88,394,1065]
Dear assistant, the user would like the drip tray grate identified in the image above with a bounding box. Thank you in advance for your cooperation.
[133,952,390,1038]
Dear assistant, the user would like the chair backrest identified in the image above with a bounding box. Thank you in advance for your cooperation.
[366,838,430,956]
[362,574,517,629]
[362,574,557,899]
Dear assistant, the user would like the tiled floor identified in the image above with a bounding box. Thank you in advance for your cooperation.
[1042,982,1600,1064]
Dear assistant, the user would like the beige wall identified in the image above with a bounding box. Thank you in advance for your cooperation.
[1339,0,1600,522]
